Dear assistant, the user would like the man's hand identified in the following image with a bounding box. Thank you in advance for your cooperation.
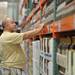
[35,23,44,31]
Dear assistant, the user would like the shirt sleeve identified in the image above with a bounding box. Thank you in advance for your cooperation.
[6,32,24,44]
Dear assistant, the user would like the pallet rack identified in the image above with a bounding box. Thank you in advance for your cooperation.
[20,0,75,75]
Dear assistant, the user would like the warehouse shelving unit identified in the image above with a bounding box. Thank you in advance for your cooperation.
[20,0,75,75]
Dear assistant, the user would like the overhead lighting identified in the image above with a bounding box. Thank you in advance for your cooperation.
[0,1,8,7]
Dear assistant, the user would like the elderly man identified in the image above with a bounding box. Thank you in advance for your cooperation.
[0,17,44,75]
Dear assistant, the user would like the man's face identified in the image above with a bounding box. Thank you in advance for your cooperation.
[6,18,16,32]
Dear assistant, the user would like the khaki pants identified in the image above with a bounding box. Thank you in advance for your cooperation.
[0,68,25,75]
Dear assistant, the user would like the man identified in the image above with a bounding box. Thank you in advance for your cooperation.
[0,17,44,75]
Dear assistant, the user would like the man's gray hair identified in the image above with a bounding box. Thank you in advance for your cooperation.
[2,17,11,28]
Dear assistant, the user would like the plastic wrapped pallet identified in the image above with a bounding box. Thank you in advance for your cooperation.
[48,62,53,75]
[49,38,59,75]
[67,50,73,75]
[72,37,75,75]
[32,40,40,75]
[73,50,75,75]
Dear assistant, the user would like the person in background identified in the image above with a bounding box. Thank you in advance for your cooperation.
[0,17,44,75]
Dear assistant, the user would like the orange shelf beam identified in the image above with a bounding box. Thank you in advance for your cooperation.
[50,14,75,33]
